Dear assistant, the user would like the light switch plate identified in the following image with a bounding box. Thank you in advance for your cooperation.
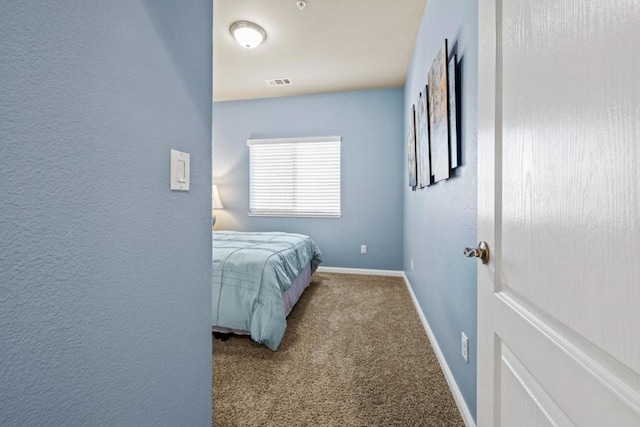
[461,332,469,362]
[170,149,190,191]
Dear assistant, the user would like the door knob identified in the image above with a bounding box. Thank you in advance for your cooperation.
[464,241,490,264]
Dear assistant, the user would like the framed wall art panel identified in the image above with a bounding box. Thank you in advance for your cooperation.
[427,39,450,183]
[408,104,418,190]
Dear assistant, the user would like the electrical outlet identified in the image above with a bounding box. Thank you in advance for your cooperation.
[360,245,367,254]
[411,259,414,271]
[461,332,469,363]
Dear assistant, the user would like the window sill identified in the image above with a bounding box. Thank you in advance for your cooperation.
[248,212,342,219]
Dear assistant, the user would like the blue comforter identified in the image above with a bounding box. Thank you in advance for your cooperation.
[212,231,322,350]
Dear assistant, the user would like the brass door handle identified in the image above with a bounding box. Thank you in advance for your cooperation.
[464,241,490,264]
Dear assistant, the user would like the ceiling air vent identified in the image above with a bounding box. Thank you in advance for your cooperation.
[266,78,292,87]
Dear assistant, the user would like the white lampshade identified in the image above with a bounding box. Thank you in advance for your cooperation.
[230,21,266,49]
[212,185,224,209]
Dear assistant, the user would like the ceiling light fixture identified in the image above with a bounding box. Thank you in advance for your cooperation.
[229,21,266,49]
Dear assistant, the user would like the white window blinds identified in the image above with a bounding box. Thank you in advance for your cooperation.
[247,136,341,217]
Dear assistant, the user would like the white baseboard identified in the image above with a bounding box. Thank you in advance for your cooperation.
[316,266,404,277]
[402,273,476,427]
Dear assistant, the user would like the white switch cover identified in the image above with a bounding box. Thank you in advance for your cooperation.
[170,149,190,191]
[461,332,469,363]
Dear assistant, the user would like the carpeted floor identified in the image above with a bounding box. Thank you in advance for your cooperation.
[212,272,464,426]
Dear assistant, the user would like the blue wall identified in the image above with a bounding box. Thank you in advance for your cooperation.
[213,88,404,270]
[0,2,212,425]
[404,0,478,419]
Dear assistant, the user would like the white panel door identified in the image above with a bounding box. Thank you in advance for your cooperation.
[477,0,640,425]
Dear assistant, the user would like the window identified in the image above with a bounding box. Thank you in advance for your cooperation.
[247,136,341,217]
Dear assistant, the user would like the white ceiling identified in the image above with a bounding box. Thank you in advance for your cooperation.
[213,0,427,102]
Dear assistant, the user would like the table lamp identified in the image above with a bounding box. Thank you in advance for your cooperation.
[212,185,224,227]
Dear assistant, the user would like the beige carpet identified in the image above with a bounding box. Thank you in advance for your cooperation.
[212,273,464,426]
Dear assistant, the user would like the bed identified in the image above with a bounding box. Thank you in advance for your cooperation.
[212,231,322,350]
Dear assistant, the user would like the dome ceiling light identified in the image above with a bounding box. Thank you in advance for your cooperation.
[229,21,266,49]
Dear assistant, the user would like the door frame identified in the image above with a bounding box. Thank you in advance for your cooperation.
[477,0,500,424]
